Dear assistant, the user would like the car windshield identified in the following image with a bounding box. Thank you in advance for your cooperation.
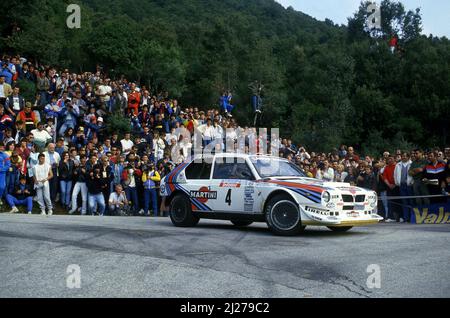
[250,157,306,178]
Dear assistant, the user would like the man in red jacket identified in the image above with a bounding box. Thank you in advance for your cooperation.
[127,83,141,116]
[382,156,400,222]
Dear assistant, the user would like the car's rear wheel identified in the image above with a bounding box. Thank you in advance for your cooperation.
[265,194,304,236]
[327,226,353,232]
[169,194,199,227]
[230,220,253,227]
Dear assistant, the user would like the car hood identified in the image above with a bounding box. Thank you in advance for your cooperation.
[264,177,369,193]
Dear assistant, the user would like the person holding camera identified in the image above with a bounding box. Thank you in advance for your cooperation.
[86,167,106,216]
[142,163,161,217]
[108,184,129,216]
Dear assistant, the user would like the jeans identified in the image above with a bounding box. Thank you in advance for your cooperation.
[6,195,33,212]
[399,184,413,222]
[88,193,105,215]
[0,173,6,199]
[125,187,139,212]
[144,188,158,216]
[412,180,430,206]
[380,191,389,219]
[49,168,58,201]
[59,180,73,206]
[6,168,18,195]
[36,182,53,212]
[387,186,400,221]
[71,182,88,214]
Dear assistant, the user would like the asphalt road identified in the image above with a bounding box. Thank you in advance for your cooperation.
[0,213,449,298]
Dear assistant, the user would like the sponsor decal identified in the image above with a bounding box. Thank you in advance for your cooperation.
[219,181,241,188]
[411,203,450,224]
[190,187,217,203]
[244,186,255,212]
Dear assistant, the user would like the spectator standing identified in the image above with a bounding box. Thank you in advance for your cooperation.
[394,153,413,222]
[409,149,430,206]
[86,167,106,216]
[32,153,53,216]
[44,143,61,202]
[423,152,447,203]
[0,144,11,204]
[142,163,161,217]
[58,152,74,210]
[5,86,25,117]
[69,156,88,215]
[0,75,13,105]
[382,156,399,222]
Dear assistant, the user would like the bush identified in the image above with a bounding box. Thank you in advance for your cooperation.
[106,111,131,136]
[15,79,36,103]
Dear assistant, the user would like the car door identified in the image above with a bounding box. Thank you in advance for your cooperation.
[182,160,214,212]
[209,157,257,213]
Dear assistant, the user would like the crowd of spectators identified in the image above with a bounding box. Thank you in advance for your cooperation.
[279,142,450,222]
[0,53,449,221]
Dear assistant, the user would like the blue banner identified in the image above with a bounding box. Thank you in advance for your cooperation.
[411,202,450,224]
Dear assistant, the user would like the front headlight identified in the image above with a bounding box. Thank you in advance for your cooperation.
[368,192,377,204]
[322,191,331,203]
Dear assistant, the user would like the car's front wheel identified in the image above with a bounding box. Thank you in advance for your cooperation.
[265,194,304,236]
[327,226,353,232]
[169,194,200,227]
[230,220,253,227]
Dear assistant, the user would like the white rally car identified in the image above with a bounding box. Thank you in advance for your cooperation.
[160,154,382,236]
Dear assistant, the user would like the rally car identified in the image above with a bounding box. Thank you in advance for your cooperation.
[160,154,382,236]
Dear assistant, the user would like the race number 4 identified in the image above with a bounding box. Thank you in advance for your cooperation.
[225,189,232,206]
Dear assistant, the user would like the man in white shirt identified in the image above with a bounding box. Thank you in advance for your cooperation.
[31,122,52,151]
[108,184,129,215]
[32,153,53,215]
[316,161,335,182]
[120,133,134,156]
[198,118,215,147]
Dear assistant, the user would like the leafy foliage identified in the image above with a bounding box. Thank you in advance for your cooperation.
[2,0,449,153]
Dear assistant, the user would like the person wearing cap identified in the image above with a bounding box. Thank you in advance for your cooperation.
[6,175,33,214]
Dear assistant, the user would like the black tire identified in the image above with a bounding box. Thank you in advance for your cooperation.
[327,226,353,232]
[169,194,200,227]
[230,220,253,227]
[265,194,304,236]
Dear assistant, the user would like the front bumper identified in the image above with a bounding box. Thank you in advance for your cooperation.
[301,206,384,226]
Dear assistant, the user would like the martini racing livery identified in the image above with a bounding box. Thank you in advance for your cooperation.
[160,154,382,236]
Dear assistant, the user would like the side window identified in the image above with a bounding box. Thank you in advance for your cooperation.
[213,160,254,180]
[185,162,212,180]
